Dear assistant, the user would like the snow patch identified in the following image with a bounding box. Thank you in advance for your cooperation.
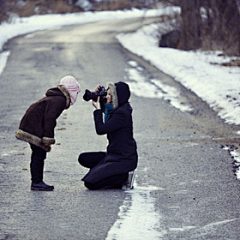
[106,182,166,240]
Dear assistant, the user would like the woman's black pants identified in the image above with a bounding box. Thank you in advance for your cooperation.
[78,152,128,190]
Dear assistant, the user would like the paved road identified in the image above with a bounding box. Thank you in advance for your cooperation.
[0,17,240,239]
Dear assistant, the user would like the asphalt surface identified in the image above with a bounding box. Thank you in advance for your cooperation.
[0,17,240,240]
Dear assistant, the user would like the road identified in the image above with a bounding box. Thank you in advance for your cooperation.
[0,17,240,240]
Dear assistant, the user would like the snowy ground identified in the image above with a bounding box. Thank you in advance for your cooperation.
[116,21,240,181]
[0,6,239,240]
[117,23,240,126]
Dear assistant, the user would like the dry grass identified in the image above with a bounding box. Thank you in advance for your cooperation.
[95,0,131,11]
[222,59,240,67]
[5,0,83,17]
[94,0,157,11]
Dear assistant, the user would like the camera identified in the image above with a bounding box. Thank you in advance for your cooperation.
[83,86,107,102]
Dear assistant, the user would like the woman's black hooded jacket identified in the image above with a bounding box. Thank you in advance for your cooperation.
[82,82,138,184]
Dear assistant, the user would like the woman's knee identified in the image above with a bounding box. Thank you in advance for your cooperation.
[78,152,106,168]
[78,152,91,166]
[84,181,98,190]
[78,153,85,165]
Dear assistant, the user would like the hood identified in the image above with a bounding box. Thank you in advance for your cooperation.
[107,81,130,109]
[46,86,71,109]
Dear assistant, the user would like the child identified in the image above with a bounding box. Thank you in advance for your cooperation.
[15,76,81,191]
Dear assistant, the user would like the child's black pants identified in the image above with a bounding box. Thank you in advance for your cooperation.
[30,144,47,183]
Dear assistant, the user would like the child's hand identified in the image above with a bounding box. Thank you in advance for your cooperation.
[44,143,51,147]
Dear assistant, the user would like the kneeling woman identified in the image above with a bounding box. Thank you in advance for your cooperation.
[78,81,138,190]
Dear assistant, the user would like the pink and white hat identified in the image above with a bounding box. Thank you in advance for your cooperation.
[60,75,81,105]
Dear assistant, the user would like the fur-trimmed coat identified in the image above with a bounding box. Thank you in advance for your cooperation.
[82,82,138,184]
[15,86,70,152]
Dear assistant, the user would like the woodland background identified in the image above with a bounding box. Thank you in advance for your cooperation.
[0,0,240,56]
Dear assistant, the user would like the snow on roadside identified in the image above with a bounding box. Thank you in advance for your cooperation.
[231,150,240,179]
[223,146,240,179]
[116,23,240,125]
[116,23,240,180]
[125,60,194,112]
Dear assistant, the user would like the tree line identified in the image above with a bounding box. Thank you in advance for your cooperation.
[1,0,240,55]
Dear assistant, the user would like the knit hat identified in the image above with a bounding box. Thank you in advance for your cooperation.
[59,76,81,105]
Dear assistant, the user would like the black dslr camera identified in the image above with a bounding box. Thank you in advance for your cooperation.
[83,86,107,103]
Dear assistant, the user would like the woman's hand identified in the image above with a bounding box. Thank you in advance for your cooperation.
[94,84,101,92]
[92,96,101,109]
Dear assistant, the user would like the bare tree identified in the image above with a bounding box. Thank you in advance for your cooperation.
[179,0,201,50]
[0,0,7,23]
[177,0,240,54]
[203,0,240,54]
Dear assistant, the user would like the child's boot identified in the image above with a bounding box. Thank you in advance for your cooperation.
[31,181,54,191]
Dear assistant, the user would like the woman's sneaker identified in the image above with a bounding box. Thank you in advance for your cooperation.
[122,171,135,190]
[31,181,54,191]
